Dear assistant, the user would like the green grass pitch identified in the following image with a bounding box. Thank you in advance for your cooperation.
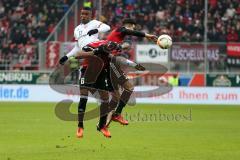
[0,102,240,160]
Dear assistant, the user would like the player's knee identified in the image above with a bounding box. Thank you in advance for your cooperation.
[125,85,134,93]
[123,82,134,92]
[129,85,134,92]
[80,88,88,96]
[100,98,109,103]
[98,91,109,102]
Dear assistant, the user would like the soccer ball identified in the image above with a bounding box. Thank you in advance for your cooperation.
[157,34,172,49]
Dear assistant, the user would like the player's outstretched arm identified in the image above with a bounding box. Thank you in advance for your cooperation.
[145,33,158,43]
[59,44,81,65]
[122,27,157,42]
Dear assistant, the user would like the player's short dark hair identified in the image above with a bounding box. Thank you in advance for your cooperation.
[122,18,136,25]
[82,7,92,11]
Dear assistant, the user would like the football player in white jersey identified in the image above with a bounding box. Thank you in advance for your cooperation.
[58,7,112,138]
[59,7,110,65]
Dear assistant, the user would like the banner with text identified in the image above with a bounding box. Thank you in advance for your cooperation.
[170,44,223,61]
[128,73,205,86]
[136,45,168,63]
[0,72,50,84]
[0,85,239,105]
[227,43,240,57]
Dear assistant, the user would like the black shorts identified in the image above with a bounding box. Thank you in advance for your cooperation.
[79,67,111,91]
[107,60,128,91]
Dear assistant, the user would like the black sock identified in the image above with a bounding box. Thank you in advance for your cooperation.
[115,100,126,115]
[115,89,132,115]
[99,115,107,129]
[98,102,108,129]
[78,98,88,128]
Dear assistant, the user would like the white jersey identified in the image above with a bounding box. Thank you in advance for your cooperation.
[66,20,110,58]
[74,20,110,50]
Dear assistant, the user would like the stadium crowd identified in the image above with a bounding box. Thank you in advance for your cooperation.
[0,0,74,70]
[1,0,240,70]
[102,0,240,42]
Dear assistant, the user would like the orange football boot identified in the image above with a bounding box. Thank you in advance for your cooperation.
[97,125,111,138]
[76,127,84,138]
[112,114,129,125]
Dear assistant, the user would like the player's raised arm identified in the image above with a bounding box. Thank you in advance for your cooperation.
[122,27,158,42]
[106,18,157,44]
[120,18,158,42]
[121,27,145,37]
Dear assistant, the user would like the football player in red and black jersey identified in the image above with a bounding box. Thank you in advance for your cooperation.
[105,18,157,126]
[107,18,157,44]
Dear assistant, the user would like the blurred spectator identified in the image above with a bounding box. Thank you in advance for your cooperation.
[226,4,236,18]
[0,2,5,18]
[0,0,74,70]
[1,0,240,71]
[227,28,239,42]
[102,0,240,43]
